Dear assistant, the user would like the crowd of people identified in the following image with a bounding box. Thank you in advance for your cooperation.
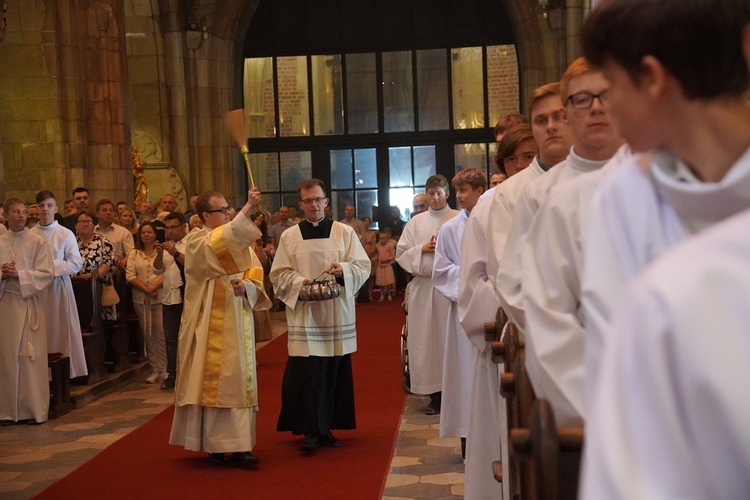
[2,0,749,494]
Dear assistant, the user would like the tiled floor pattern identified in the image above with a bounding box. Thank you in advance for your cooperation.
[0,310,465,499]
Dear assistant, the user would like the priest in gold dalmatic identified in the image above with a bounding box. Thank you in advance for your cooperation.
[169,188,271,467]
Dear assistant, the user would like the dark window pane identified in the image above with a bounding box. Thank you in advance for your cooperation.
[413,145,436,185]
[331,191,355,220]
[280,151,312,191]
[330,150,353,189]
[354,148,377,188]
[389,146,413,187]
[356,190,378,224]
[249,152,280,192]
[382,51,414,132]
[346,53,379,134]
[416,49,449,131]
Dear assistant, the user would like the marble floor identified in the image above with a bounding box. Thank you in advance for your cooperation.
[0,311,465,499]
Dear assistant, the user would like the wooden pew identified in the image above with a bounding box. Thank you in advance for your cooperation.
[105,269,132,372]
[71,271,106,384]
[511,399,584,500]
[490,305,584,499]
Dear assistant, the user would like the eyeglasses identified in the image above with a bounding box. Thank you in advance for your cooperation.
[204,206,230,214]
[77,219,94,224]
[566,91,609,109]
[300,197,327,205]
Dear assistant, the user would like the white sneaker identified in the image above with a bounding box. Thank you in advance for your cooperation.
[146,372,159,384]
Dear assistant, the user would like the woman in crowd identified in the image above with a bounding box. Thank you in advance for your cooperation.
[359,221,377,302]
[126,222,166,384]
[73,210,117,321]
[118,206,139,236]
[189,214,203,230]
[251,212,274,342]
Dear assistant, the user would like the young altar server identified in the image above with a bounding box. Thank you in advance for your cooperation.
[577,0,750,494]
[30,191,86,379]
[582,208,750,499]
[432,168,485,451]
[457,83,569,500]
[396,174,459,416]
[494,58,622,332]
[0,199,55,423]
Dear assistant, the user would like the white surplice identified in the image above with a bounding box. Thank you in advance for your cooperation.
[581,146,750,406]
[456,189,505,500]
[521,147,629,427]
[581,208,750,500]
[457,160,543,500]
[270,221,370,357]
[396,205,458,395]
[0,229,55,422]
[30,221,86,378]
[495,148,608,330]
[432,209,473,438]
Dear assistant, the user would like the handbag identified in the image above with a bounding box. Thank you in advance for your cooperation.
[101,284,120,306]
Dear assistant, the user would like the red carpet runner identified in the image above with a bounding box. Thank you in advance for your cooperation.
[37,300,405,500]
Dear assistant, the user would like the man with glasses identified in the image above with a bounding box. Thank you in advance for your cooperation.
[153,212,188,391]
[495,57,622,331]
[494,58,624,433]
[0,199,55,424]
[271,178,370,453]
[169,188,271,467]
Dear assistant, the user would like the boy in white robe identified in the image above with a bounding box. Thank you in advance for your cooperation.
[579,0,750,398]
[520,147,629,427]
[30,191,86,378]
[577,0,750,493]
[432,168,485,451]
[495,58,621,332]
[396,174,458,415]
[582,208,750,499]
[271,178,370,452]
[169,188,270,467]
[0,199,55,423]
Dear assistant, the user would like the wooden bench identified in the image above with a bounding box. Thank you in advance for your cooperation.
[48,353,71,418]
[105,269,132,372]
[72,271,106,384]
[490,306,585,499]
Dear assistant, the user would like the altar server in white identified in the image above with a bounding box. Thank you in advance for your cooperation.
[0,199,55,423]
[579,0,750,394]
[396,174,458,415]
[495,58,621,332]
[520,146,630,427]
[30,190,86,378]
[582,207,750,500]
[432,168,485,445]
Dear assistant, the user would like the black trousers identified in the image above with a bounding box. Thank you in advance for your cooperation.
[277,354,356,436]
[162,303,183,379]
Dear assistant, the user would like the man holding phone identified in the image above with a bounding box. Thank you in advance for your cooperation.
[153,212,187,391]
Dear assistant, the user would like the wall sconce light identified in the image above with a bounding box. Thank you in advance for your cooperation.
[186,17,208,50]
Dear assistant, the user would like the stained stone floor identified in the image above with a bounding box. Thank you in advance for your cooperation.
[0,310,464,499]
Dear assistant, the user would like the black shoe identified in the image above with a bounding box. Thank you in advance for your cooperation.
[209,453,227,464]
[160,376,175,390]
[300,434,320,452]
[425,392,442,415]
[233,451,259,466]
[320,432,340,448]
